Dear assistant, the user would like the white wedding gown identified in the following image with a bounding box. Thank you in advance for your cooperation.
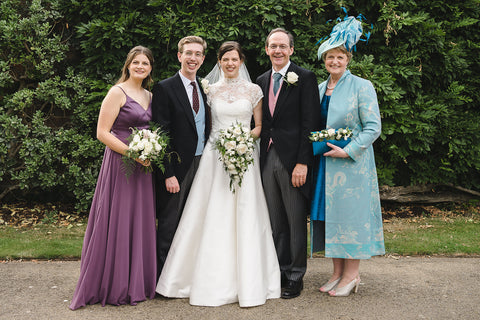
[156,77,281,307]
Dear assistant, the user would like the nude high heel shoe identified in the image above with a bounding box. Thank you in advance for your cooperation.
[328,277,360,297]
[319,277,341,293]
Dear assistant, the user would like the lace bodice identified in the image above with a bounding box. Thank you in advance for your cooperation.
[207,78,263,140]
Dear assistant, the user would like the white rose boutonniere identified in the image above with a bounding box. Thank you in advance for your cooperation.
[200,78,210,94]
[284,71,299,86]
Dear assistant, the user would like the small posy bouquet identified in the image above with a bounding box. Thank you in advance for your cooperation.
[215,121,255,193]
[122,125,170,177]
[309,127,353,155]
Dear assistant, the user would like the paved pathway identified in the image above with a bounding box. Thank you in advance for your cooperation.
[1,256,479,320]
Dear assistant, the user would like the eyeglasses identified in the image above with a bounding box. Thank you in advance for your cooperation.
[268,44,290,51]
[182,51,204,58]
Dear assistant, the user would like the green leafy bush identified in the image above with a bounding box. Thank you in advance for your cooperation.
[1,0,479,213]
[0,0,104,210]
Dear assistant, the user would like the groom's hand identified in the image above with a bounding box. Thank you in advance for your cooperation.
[292,164,307,188]
[165,176,180,193]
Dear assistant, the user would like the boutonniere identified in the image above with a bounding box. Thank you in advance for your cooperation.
[200,78,210,94]
[284,71,299,86]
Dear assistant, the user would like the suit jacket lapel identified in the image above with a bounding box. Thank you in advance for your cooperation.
[196,75,207,103]
[260,71,273,121]
[173,72,196,129]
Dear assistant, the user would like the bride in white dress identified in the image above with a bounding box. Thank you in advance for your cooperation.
[156,41,281,307]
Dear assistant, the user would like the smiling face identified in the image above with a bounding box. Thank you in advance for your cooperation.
[265,31,294,71]
[219,49,242,79]
[324,48,349,78]
[178,42,205,80]
[127,53,152,81]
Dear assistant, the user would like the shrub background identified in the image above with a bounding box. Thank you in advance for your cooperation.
[1,0,479,211]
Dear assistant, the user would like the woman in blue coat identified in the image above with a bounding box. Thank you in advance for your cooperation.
[311,16,385,297]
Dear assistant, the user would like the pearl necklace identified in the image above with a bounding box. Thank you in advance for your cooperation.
[327,82,336,90]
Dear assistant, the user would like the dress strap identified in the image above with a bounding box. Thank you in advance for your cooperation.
[115,85,127,96]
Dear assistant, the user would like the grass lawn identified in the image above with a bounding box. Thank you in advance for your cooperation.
[1,202,479,260]
[310,203,480,258]
[383,215,480,256]
[0,224,86,260]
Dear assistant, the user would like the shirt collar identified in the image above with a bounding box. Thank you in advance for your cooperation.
[179,71,196,87]
[272,61,291,77]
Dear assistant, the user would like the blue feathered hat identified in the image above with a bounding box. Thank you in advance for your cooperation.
[317,8,371,60]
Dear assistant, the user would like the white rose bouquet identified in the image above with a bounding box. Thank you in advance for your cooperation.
[122,125,170,177]
[215,121,255,193]
[309,127,353,155]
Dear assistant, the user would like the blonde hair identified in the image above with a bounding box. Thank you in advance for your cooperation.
[116,46,154,89]
[178,36,207,54]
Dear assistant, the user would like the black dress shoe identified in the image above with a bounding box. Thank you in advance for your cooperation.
[281,280,303,299]
[281,274,288,288]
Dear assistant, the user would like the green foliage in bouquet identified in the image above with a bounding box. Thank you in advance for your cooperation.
[215,122,255,193]
[121,125,171,178]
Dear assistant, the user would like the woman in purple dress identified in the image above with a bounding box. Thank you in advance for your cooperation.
[70,46,157,310]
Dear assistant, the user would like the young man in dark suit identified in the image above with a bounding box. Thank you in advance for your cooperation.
[256,28,320,299]
[152,36,211,278]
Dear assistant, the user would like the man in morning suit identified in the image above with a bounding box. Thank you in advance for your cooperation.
[151,36,211,278]
[256,28,319,299]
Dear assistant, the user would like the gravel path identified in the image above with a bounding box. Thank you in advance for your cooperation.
[1,256,479,320]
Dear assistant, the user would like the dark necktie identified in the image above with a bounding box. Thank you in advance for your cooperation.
[273,72,282,95]
[191,81,199,114]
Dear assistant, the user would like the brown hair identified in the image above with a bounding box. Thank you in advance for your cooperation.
[217,41,245,61]
[116,46,154,89]
[265,28,294,48]
[321,45,353,63]
[178,35,207,54]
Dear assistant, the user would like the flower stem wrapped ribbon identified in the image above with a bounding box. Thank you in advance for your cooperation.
[309,127,353,155]
[215,121,255,193]
[122,125,171,177]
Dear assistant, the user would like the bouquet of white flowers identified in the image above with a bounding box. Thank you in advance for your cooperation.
[309,127,353,155]
[122,125,170,177]
[215,121,255,193]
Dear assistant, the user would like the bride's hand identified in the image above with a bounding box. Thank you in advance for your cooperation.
[250,126,261,141]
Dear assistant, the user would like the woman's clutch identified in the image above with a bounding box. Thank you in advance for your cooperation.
[312,138,351,156]
[309,128,352,156]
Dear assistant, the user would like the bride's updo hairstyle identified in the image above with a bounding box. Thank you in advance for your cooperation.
[217,41,246,61]
[206,41,252,84]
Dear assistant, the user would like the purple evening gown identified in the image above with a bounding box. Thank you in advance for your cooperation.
[70,91,157,310]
